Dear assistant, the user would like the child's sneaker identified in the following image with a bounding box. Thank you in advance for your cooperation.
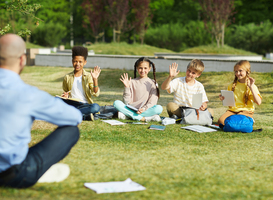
[118,112,128,120]
[37,163,70,183]
[145,115,161,122]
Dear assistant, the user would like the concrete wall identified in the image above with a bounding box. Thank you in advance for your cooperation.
[35,54,273,73]
[154,52,263,61]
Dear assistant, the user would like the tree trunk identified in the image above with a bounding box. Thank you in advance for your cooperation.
[221,24,225,47]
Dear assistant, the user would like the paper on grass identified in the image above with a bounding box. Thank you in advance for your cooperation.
[221,90,235,107]
[192,93,203,109]
[102,120,126,126]
[84,178,146,194]
[181,125,217,133]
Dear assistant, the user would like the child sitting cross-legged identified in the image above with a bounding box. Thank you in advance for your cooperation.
[161,59,213,118]
[113,57,163,122]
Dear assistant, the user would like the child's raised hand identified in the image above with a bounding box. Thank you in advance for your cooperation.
[247,77,255,87]
[219,94,225,101]
[120,73,131,88]
[169,63,180,78]
[91,66,101,79]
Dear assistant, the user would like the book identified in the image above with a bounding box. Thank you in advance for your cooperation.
[102,120,126,126]
[181,125,217,133]
[208,124,221,129]
[126,104,138,112]
[192,93,203,109]
[126,101,145,112]
[55,95,82,103]
[148,125,166,131]
[221,90,235,107]
[126,122,148,125]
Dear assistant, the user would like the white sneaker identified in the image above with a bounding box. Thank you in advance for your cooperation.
[38,163,70,183]
[118,112,128,120]
[145,115,161,122]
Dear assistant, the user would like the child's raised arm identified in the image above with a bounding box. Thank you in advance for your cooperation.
[248,77,262,105]
[161,63,180,90]
[120,73,131,88]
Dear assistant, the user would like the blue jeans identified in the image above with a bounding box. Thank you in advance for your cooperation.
[61,98,100,120]
[0,126,79,188]
[113,100,163,121]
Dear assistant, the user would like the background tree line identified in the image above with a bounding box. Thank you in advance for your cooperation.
[1,0,273,55]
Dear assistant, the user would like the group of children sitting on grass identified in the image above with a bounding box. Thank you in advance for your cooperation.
[61,46,262,128]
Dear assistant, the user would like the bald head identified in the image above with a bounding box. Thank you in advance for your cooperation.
[0,34,26,73]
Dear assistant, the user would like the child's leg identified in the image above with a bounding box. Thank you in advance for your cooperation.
[141,105,163,117]
[167,102,182,117]
[218,110,236,125]
[113,100,143,121]
[238,110,254,119]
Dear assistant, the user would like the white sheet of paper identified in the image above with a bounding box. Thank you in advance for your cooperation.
[181,125,217,133]
[84,178,146,194]
[221,90,235,107]
[192,93,203,109]
[102,120,126,126]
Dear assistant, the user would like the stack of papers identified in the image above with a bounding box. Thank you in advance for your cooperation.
[102,120,126,126]
[84,178,146,194]
[181,125,217,133]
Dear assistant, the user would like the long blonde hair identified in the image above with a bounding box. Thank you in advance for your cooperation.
[232,60,251,105]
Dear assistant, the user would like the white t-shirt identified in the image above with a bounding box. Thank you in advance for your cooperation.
[168,77,208,107]
[71,76,88,103]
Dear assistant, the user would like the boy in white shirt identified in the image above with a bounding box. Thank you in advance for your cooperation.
[161,59,213,118]
[61,46,101,120]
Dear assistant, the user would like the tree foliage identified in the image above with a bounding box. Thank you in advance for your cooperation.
[198,0,235,47]
[0,0,41,37]
[81,0,105,43]
[131,0,151,44]
[226,21,273,54]
[105,0,130,42]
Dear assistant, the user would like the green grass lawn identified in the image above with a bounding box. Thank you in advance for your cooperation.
[86,42,175,56]
[181,44,258,55]
[1,66,273,200]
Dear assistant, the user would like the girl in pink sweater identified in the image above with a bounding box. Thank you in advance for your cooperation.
[113,57,163,122]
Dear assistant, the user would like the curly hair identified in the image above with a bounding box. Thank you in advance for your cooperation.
[134,57,160,98]
[72,46,88,60]
[232,60,251,105]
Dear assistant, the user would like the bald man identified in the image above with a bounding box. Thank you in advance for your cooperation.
[0,34,82,188]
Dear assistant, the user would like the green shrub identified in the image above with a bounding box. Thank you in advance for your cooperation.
[145,21,211,52]
[31,22,67,47]
[226,21,273,55]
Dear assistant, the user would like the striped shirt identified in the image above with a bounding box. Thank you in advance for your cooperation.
[168,77,208,107]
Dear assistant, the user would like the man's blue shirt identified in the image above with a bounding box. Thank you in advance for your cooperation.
[0,68,82,172]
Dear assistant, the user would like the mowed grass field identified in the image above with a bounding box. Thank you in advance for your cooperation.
[1,66,273,200]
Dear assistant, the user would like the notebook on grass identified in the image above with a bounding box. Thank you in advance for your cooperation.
[148,125,166,131]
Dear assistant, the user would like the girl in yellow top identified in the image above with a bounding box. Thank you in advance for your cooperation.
[218,60,262,125]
